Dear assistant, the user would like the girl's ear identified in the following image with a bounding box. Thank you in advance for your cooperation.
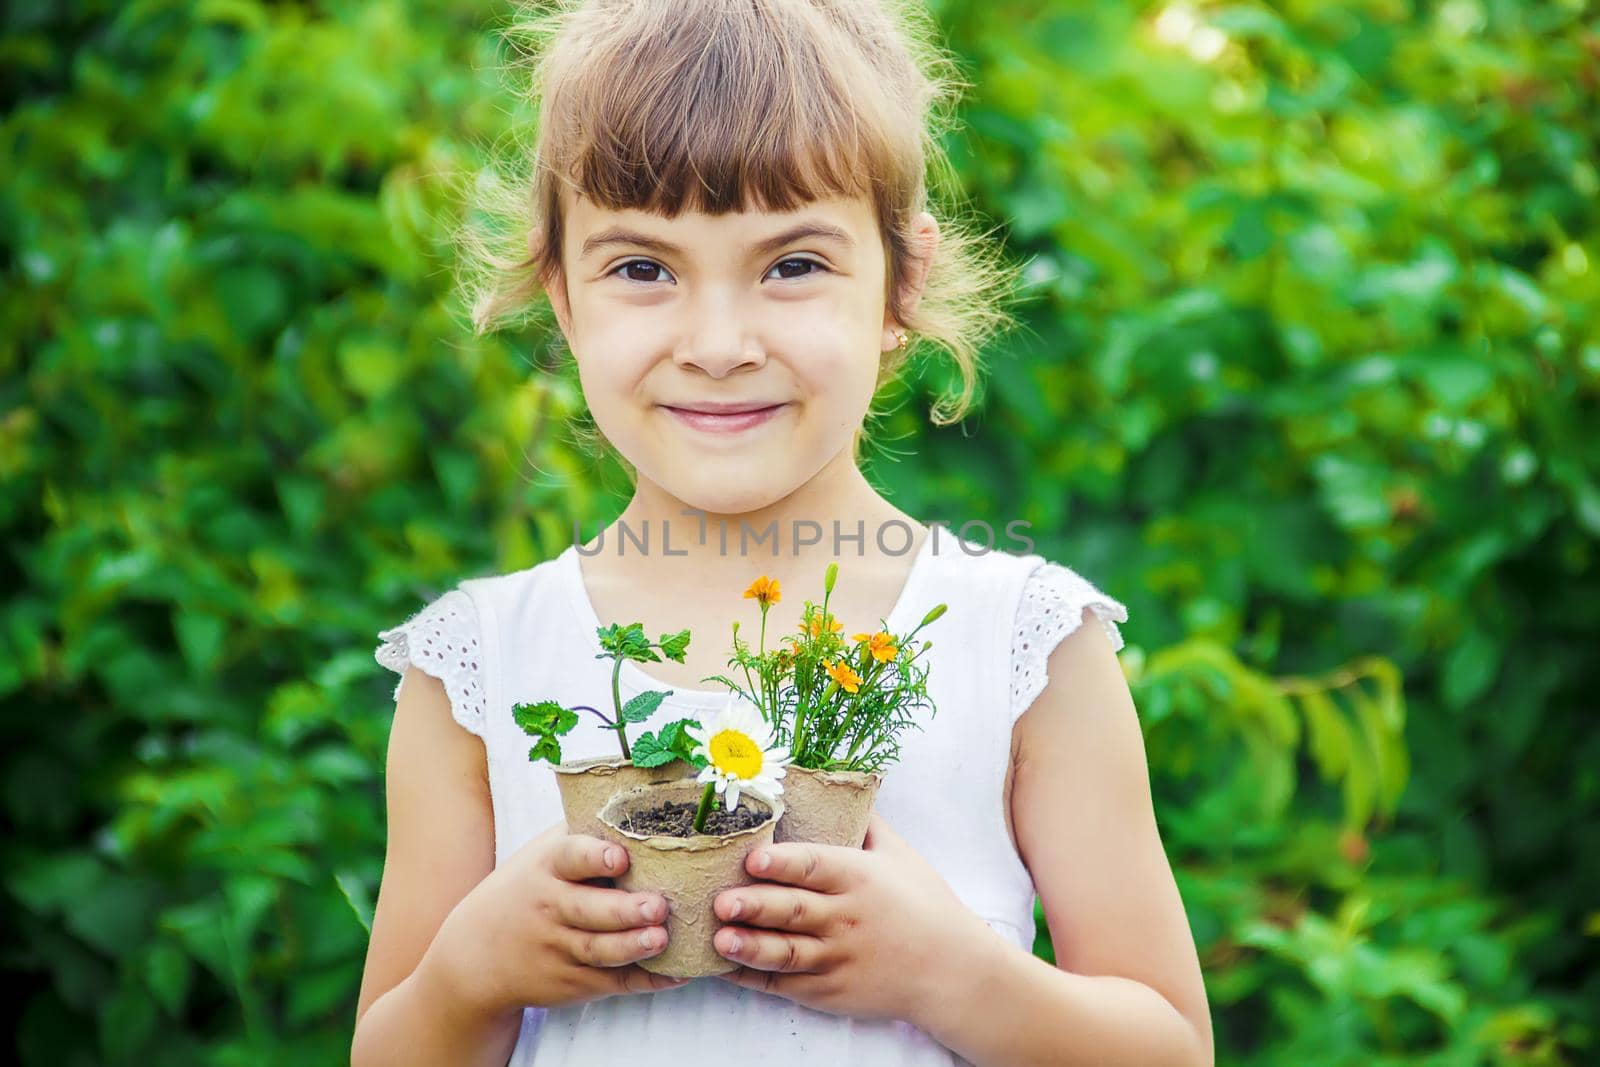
[545,264,575,341]
[532,224,576,341]
[885,212,940,341]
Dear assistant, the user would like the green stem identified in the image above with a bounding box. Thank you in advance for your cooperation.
[611,656,631,760]
[799,678,840,763]
[737,627,759,718]
[793,697,810,763]
[758,607,770,719]
[692,780,716,833]
[830,695,866,764]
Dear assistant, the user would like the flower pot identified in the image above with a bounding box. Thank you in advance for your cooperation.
[596,780,783,978]
[552,755,695,839]
[773,767,883,848]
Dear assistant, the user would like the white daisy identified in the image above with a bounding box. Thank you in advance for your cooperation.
[684,694,792,814]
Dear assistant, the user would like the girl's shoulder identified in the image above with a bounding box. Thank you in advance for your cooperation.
[917,531,1128,719]
[990,544,1130,723]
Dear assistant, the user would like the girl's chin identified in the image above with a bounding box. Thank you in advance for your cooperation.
[653,474,797,517]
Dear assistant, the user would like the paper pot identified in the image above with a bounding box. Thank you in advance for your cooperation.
[552,755,695,839]
[596,780,783,978]
[773,767,883,848]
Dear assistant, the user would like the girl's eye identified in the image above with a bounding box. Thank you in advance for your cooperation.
[607,257,829,284]
[614,259,668,284]
[770,257,828,280]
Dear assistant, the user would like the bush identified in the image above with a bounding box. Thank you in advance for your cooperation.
[2,1,1594,1062]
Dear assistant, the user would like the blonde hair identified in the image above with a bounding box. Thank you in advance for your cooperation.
[455,0,1021,473]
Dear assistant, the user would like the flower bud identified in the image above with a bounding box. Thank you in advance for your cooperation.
[920,603,947,627]
[824,561,838,595]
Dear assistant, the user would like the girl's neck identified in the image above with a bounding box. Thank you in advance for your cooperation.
[584,451,923,592]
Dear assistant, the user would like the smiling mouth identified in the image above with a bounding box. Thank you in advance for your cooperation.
[661,403,788,434]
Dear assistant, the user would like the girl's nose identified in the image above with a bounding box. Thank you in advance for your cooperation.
[672,284,769,376]
[673,326,766,379]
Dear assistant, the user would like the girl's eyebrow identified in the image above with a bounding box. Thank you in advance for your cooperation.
[579,221,854,262]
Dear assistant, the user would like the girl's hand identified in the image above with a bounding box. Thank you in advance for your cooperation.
[708,812,994,1024]
[425,819,690,1014]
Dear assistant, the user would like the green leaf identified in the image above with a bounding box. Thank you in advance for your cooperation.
[173,610,227,675]
[528,735,562,764]
[1352,684,1410,816]
[1341,708,1378,832]
[145,942,192,1017]
[1299,688,1352,781]
[334,871,374,934]
[656,719,686,751]
[1441,626,1499,709]
[99,983,158,1058]
[337,337,405,400]
[513,700,576,737]
[657,628,691,663]
[600,623,640,655]
[657,717,704,765]
[630,733,676,768]
[620,689,671,724]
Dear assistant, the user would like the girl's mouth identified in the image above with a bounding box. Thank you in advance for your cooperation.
[662,404,788,434]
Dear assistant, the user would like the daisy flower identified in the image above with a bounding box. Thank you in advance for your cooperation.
[685,694,791,813]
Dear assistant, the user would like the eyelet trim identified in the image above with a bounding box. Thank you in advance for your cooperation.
[375,589,486,736]
[1011,563,1129,722]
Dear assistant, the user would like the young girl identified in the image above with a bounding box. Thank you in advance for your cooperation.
[354,1,1212,1064]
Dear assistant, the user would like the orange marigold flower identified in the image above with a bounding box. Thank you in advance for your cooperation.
[824,660,862,694]
[851,630,899,663]
[804,613,843,638]
[743,575,781,608]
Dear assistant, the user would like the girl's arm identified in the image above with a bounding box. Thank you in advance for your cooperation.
[350,666,524,1066]
[921,607,1214,1067]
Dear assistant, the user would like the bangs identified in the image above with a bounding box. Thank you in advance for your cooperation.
[537,0,912,216]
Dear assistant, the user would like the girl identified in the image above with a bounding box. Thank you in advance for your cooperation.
[355,1,1212,1064]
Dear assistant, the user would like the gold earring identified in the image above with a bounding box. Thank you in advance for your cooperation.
[893,330,908,350]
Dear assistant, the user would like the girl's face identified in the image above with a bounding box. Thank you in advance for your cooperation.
[546,189,934,518]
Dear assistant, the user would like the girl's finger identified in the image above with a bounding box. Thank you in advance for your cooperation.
[747,843,853,894]
[564,923,669,969]
[714,886,832,935]
[714,926,828,973]
[557,883,669,932]
[552,834,627,883]
[606,964,692,997]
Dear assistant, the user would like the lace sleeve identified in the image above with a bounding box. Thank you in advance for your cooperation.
[374,588,487,737]
[1010,562,1130,723]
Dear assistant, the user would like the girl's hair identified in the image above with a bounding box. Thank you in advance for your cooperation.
[455,0,1021,475]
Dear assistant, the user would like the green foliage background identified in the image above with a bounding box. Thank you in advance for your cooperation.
[3,0,1596,1063]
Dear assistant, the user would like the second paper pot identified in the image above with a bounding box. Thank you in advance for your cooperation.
[597,780,783,977]
[552,755,694,839]
[773,767,883,848]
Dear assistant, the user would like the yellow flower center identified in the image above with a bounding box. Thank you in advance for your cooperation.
[709,729,764,779]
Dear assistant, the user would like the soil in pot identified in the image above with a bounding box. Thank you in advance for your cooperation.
[613,796,767,837]
[598,781,782,978]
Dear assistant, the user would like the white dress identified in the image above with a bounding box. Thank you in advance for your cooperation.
[376,528,1128,1066]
